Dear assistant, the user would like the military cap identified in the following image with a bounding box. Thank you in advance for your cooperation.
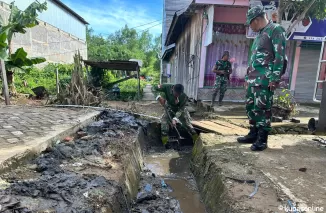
[222,51,230,57]
[246,5,265,25]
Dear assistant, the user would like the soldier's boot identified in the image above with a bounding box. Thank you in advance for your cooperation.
[162,136,170,149]
[211,92,218,107]
[250,128,268,151]
[237,126,258,144]
[218,95,224,106]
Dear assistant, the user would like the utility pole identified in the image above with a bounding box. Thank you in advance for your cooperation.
[0,59,10,105]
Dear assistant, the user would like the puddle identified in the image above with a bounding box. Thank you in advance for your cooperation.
[141,149,207,213]
[165,179,206,213]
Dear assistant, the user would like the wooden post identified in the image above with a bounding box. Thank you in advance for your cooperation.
[137,68,141,101]
[85,65,89,82]
[56,67,59,96]
[0,59,10,105]
[317,81,326,133]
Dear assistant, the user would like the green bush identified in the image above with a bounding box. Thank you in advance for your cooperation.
[15,63,147,100]
[15,63,73,95]
[104,78,147,100]
[119,78,146,92]
[274,89,298,114]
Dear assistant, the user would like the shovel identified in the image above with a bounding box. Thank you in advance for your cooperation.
[163,105,185,148]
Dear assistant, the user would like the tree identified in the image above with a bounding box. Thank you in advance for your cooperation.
[86,25,161,84]
[0,1,47,94]
[277,0,326,35]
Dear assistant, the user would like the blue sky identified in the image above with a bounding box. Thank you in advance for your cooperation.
[61,0,163,36]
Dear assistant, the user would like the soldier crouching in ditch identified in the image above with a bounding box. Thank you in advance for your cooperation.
[153,84,198,148]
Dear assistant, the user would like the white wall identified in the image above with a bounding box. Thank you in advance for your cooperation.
[0,0,86,41]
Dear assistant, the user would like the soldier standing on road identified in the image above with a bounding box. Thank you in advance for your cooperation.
[237,6,287,151]
[211,51,232,107]
[153,84,198,148]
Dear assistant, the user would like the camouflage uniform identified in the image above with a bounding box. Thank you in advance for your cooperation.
[237,5,286,151]
[245,8,286,131]
[153,84,197,145]
[212,59,232,105]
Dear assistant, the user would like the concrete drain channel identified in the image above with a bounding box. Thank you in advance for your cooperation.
[0,110,207,213]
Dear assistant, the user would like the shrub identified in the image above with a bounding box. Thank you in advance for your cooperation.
[15,63,73,95]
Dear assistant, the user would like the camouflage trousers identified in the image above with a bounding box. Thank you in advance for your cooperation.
[161,107,196,136]
[213,75,228,101]
[246,86,274,131]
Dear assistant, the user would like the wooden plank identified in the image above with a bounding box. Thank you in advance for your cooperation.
[191,120,248,135]
[210,120,248,135]
[203,121,248,135]
[192,121,222,134]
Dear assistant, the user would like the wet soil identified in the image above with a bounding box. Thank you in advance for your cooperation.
[0,110,148,213]
[0,108,207,213]
[132,148,207,213]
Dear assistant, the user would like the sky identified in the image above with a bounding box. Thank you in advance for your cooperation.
[61,0,163,36]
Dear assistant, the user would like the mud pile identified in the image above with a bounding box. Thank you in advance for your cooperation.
[0,110,148,213]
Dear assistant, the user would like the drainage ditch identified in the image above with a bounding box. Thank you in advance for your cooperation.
[0,110,207,213]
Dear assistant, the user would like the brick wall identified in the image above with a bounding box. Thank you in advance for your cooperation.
[0,1,87,64]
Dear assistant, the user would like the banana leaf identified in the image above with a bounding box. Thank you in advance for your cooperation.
[5,48,46,71]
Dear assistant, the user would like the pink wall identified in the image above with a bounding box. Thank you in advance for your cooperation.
[198,4,248,88]
[214,6,247,23]
[195,0,249,6]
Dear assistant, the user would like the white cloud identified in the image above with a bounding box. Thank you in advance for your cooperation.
[62,0,162,36]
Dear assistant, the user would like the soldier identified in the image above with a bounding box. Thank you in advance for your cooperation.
[237,5,286,151]
[211,51,232,107]
[154,83,198,148]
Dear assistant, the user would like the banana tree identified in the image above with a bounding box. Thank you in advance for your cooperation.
[0,1,47,95]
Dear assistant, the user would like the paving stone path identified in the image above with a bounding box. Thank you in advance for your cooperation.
[0,106,95,147]
[142,84,155,101]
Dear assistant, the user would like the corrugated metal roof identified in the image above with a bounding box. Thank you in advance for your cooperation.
[162,43,175,60]
[162,0,193,51]
[164,3,206,46]
[83,60,140,71]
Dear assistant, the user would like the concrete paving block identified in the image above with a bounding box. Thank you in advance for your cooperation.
[11,131,24,136]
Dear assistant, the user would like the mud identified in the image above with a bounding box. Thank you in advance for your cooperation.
[0,110,148,213]
[0,108,208,213]
[132,149,207,213]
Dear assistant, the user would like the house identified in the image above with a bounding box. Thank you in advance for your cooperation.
[0,0,88,64]
[161,0,326,103]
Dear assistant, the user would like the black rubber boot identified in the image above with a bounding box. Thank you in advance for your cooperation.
[237,126,257,144]
[211,92,217,107]
[218,96,223,106]
[250,128,268,151]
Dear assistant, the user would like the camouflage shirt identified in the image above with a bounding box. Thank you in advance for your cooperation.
[246,21,286,87]
[153,84,188,117]
[216,60,232,75]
